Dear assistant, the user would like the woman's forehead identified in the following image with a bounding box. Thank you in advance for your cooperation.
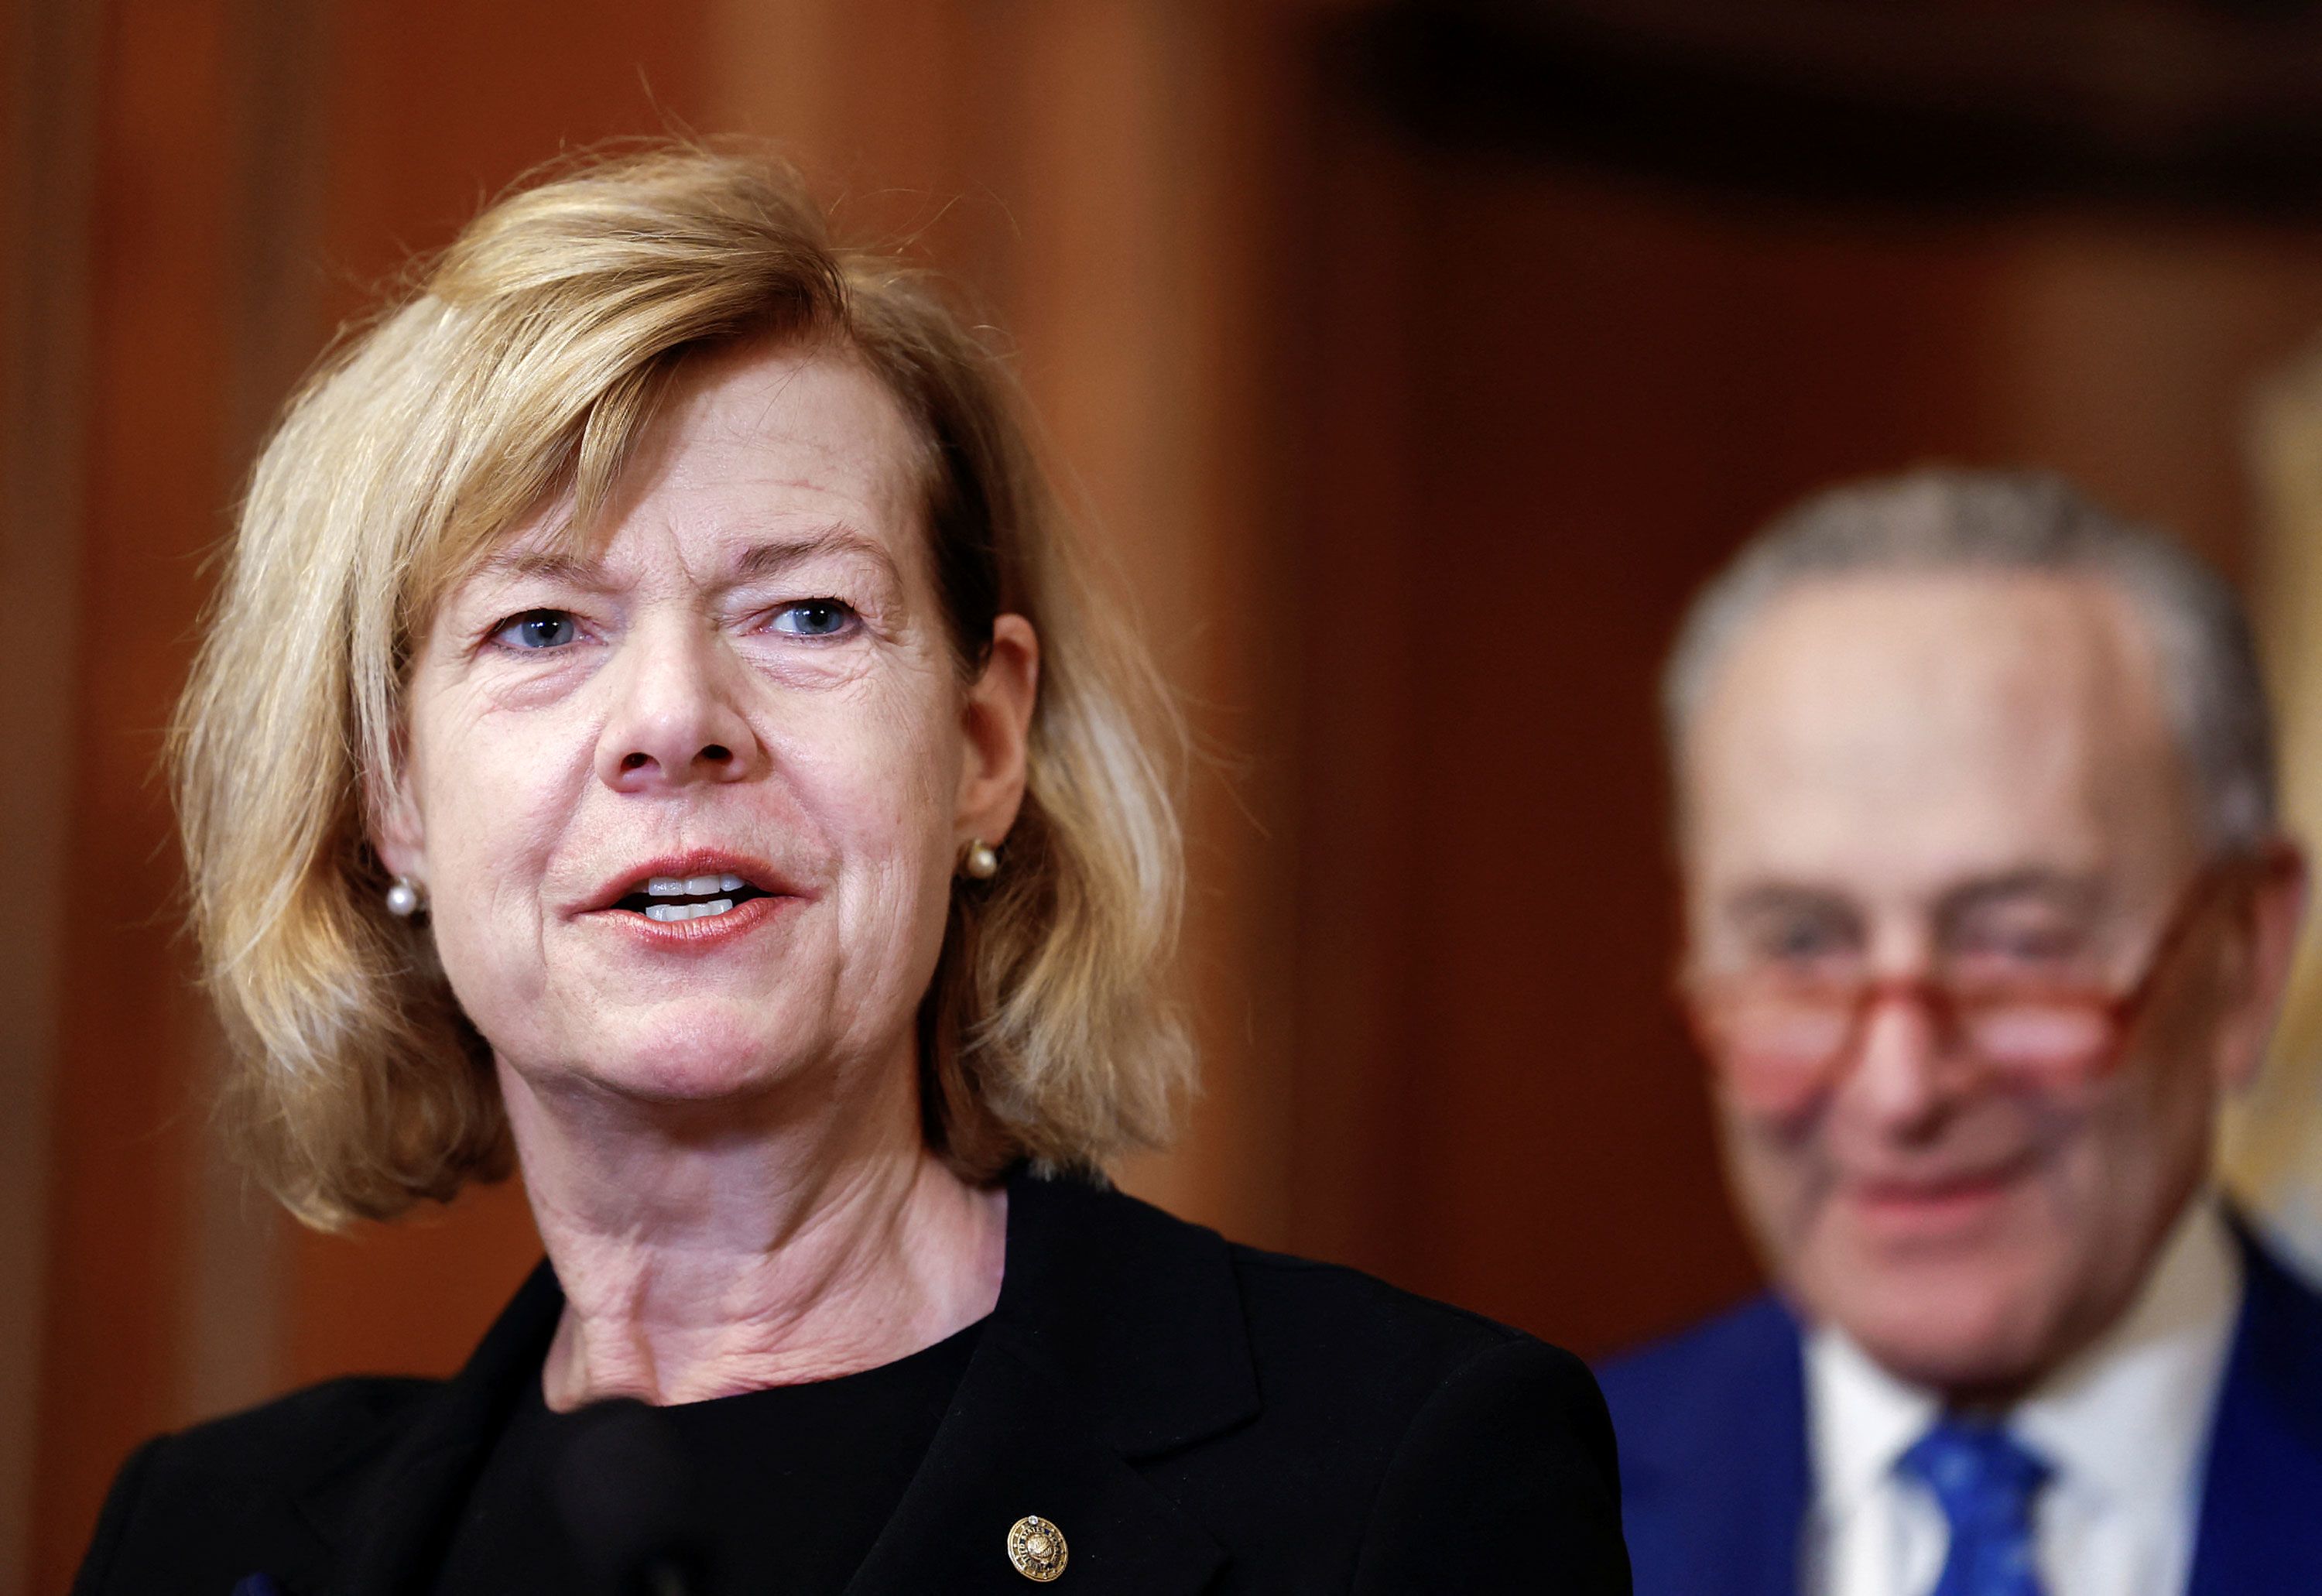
[652,341,926,491]
[431,342,933,606]
[583,344,926,546]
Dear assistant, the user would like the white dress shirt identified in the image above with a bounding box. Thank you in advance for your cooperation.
[1803,1193,2243,1596]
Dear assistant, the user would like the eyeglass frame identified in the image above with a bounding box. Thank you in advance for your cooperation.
[1676,858,2252,1113]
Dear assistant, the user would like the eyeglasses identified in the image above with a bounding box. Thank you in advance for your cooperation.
[1680,865,2239,1115]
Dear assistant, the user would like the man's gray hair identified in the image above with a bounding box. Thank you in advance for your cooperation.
[1663,467,2278,853]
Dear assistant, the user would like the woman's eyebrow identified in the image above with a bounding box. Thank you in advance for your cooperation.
[471,548,603,587]
[467,529,905,592]
[729,528,903,589]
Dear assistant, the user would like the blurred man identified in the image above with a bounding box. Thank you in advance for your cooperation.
[1602,470,2322,1595]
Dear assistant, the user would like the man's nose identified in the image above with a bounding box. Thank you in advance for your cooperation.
[1844,985,1954,1132]
[594,623,764,793]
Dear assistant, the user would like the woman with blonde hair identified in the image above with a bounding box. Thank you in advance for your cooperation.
[75,145,1627,1594]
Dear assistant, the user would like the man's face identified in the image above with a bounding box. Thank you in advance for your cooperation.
[1681,571,2279,1398]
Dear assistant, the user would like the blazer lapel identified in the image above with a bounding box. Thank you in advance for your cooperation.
[299,1259,564,1596]
[848,1169,1255,1595]
[2187,1229,2322,1596]
[846,1336,1224,1594]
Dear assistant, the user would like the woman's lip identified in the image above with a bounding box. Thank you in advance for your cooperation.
[582,892,791,947]
[586,850,797,911]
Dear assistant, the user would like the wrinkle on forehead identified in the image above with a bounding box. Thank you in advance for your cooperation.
[433,337,933,616]
[1681,571,2202,903]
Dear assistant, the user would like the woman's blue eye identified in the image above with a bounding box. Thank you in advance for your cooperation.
[769,601,855,638]
[497,610,577,649]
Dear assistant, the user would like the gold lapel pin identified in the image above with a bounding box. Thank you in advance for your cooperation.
[1006,1514,1068,1581]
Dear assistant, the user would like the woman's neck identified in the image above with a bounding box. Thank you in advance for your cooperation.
[499,1053,1008,1411]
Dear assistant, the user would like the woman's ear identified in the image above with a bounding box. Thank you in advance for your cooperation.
[957,614,1039,848]
[369,759,427,888]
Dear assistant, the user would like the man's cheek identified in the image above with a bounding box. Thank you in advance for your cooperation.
[1724,1123,1822,1269]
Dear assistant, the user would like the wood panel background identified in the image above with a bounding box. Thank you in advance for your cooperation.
[13,2,2322,1591]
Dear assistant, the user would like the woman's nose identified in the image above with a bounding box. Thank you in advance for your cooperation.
[594,626,763,793]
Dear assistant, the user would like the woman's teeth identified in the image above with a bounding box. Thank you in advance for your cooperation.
[645,898,735,923]
[630,872,756,921]
[647,874,747,897]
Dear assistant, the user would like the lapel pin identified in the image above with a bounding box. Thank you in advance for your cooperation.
[1006,1514,1068,1581]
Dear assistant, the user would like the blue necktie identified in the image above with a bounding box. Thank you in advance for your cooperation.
[1896,1417,2052,1596]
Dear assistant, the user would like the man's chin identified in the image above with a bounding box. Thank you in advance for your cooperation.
[1803,1254,2061,1399]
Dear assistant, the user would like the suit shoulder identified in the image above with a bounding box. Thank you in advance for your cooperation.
[1220,1250,1625,1591]
[1026,1172,1597,1437]
[2243,1225,2322,1342]
[76,1375,443,1594]
[1599,1292,1794,1402]
[1597,1292,1799,1467]
[125,1373,440,1507]
[1026,1171,1548,1375]
[1228,1243,1534,1366]
[1224,1244,1611,1440]
[165,1372,437,1460]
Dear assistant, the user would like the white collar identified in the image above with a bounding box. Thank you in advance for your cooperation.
[2010,1193,2241,1516]
[1808,1309,1939,1521]
[1806,1190,2242,1521]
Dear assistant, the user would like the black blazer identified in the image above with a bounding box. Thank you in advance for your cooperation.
[75,1168,1631,1594]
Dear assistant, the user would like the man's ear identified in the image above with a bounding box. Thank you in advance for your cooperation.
[956,614,1039,851]
[2218,837,2308,1091]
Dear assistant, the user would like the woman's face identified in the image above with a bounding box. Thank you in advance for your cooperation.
[378,342,1036,1107]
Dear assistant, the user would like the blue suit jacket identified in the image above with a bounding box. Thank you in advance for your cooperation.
[1599,1228,2322,1594]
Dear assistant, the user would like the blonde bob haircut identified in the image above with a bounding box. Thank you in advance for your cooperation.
[176,144,1190,1229]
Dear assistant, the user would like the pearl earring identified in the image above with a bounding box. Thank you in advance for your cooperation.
[385,876,423,917]
[961,839,1000,881]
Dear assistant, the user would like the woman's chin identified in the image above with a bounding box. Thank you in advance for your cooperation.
[583,1053,788,1106]
[512,1019,823,1109]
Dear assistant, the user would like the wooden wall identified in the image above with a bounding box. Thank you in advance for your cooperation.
[14,2,2322,1591]
[2,0,99,1585]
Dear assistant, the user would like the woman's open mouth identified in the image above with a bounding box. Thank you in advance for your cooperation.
[613,872,774,923]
